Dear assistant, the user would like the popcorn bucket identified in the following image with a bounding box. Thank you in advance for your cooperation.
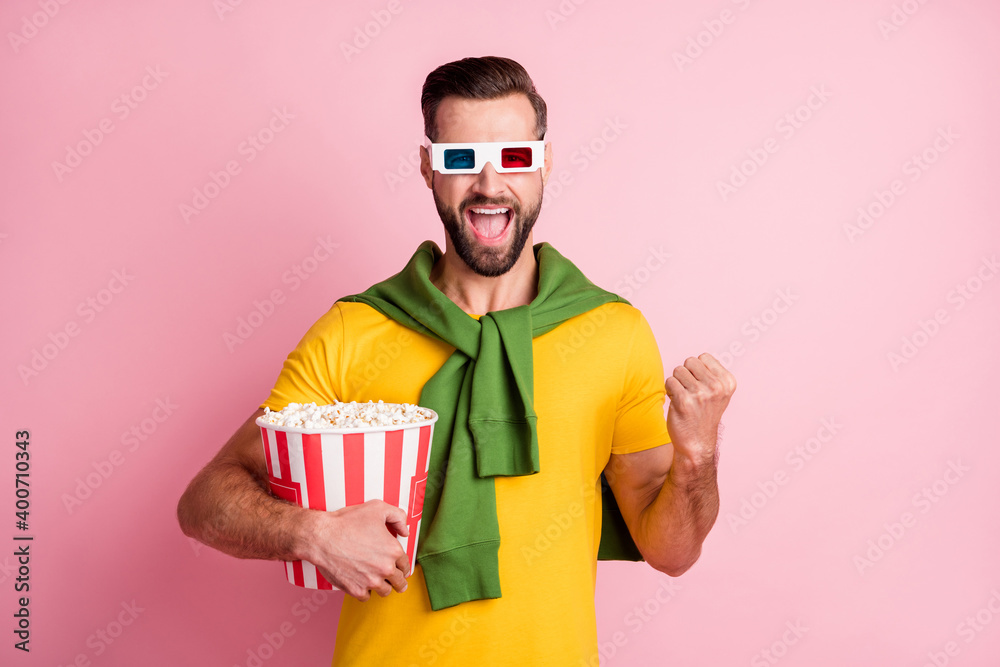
[256,411,437,590]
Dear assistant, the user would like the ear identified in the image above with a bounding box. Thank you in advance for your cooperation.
[420,145,433,189]
[540,140,553,187]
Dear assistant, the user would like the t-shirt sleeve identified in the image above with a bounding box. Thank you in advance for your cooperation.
[260,303,345,411]
[610,309,671,455]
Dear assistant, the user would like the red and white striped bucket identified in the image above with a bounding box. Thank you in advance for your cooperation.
[256,413,436,590]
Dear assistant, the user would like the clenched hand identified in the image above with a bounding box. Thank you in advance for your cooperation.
[664,353,736,471]
[303,499,411,601]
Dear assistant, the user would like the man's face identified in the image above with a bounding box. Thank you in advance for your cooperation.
[420,94,552,277]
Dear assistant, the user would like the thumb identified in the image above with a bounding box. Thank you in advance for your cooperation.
[384,504,409,537]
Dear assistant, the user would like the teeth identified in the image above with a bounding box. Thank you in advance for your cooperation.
[470,207,509,214]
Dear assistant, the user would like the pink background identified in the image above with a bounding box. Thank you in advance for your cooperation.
[2,1,999,665]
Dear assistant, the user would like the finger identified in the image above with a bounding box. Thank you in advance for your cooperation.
[386,566,408,594]
[371,577,393,598]
[395,549,411,578]
[683,355,713,382]
[697,352,726,374]
[672,364,698,391]
[664,375,683,399]
[383,504,410,537]
[698,353,737,393]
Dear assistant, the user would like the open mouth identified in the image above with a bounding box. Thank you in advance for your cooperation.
[466,206,513,244]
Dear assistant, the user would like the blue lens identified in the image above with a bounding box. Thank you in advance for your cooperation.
[443,148,476,170]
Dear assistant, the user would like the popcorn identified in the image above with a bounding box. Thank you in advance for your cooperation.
[257,400,439,590]
[262,400,434,430]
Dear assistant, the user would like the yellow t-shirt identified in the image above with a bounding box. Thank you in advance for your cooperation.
[262,300,670,666]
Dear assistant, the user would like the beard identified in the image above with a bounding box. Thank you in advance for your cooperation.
[432,180,542,278]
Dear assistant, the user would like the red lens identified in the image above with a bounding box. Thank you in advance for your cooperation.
[500,147,533,168]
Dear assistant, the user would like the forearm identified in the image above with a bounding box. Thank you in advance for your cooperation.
[177,458,314,563]
[637,453,719,576]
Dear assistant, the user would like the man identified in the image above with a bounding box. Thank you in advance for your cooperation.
[177,56,735,665]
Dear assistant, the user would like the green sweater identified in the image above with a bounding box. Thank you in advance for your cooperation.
[340,241,644,611]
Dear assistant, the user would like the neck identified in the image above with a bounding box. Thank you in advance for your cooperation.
[430,235,539,314]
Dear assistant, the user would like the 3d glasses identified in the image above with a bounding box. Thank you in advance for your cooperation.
[424,136,546,174]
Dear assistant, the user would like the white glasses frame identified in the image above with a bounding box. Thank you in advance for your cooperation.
[423,136,547,174]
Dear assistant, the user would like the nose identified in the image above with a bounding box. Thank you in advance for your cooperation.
[472,161,506,198]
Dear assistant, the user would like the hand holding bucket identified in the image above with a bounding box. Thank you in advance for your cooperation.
[256,407,437,591]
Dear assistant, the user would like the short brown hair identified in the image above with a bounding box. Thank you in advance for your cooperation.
[421,56,547,142]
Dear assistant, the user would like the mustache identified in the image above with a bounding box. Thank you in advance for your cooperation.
[462,197,518,210]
